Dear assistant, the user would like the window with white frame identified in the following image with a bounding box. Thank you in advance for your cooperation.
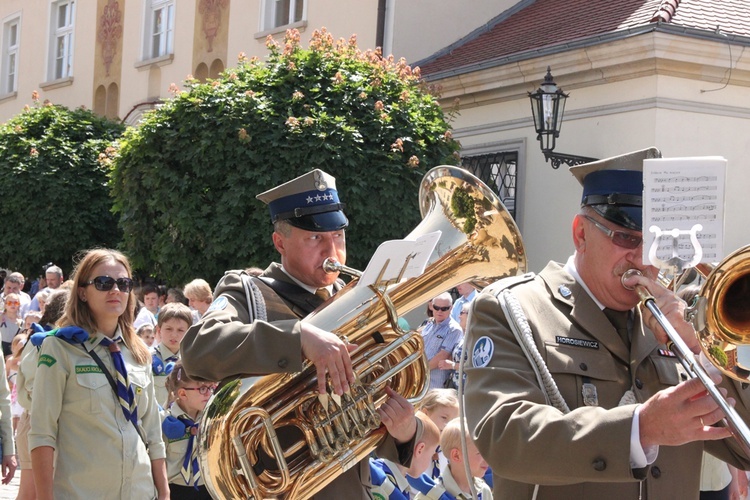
[49,0,75,81]
[262,0,305,31]
[1,16,19,94]
[145,0,175,60]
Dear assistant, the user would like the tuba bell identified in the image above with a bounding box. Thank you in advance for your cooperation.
[198,165,526,499]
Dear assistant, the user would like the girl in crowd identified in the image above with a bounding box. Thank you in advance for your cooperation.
[162,361,216,499]
[0,293,21,356]
[29,248,168,499]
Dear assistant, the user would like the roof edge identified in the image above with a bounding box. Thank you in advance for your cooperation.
[413,0,536,69]
[422,23,750,82]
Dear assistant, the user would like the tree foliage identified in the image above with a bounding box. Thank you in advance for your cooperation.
[112,28,460,285]
[0,98,124,278]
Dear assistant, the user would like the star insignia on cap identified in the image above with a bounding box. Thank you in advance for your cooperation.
[306,196,314,204]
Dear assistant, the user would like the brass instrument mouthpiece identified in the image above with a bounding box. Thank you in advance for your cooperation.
[621,268,643,291]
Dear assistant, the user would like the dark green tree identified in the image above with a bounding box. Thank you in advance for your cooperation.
[112,28,460,285]
[0,98,124,278]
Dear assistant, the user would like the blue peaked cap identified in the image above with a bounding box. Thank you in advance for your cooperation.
[256,169,348,232]
[570,147,661,231]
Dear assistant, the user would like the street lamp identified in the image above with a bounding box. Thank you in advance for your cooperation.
[528,67,597,169]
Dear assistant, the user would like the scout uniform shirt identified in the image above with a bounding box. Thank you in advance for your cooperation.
[161,403,204,488]
[0,348,14,457]
[413,465,493,500]
[29,329,166,500]
[151,343,179,408]
[370,457,412,499]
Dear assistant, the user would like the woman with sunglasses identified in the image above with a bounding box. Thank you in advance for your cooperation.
[162,361,216,499]
[0,293,22,357]
[29,248,168,500]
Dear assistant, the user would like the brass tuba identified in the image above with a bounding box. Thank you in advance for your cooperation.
[198,166,526,499]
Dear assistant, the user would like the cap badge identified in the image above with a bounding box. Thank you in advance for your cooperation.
[314,171,328,191]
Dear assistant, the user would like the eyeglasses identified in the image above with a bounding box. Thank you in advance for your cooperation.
[583,215,642,250]
[4,301,19,307]
[182,385,216,396]
[84,276,134,293]
[432,305,451,312]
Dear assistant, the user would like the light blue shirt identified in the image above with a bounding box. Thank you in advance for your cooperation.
[422,317,463,389]
[450,290,476,322]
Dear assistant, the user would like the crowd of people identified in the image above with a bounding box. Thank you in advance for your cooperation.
[0,154,746,499]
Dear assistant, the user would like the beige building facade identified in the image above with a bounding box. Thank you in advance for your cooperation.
[1,0,748,272]
[0,0,423,124]
[418,1,750,270]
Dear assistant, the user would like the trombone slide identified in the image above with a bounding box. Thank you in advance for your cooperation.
[628,276,750,457]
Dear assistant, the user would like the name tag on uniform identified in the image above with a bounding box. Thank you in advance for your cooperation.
[555,336,599,350]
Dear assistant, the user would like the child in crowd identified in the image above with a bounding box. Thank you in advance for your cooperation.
[151,302,193,408]
[370,411,441,499]
[137,324,156,347]
[6,334,27,432]
[22,311,42,334]
[15,289,67,500]
[420,388,459,479]
[413,418,492,500]
[161,361,216,499]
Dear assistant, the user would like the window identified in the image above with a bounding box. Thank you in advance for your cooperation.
[1,16,19,94]
[462,151,518,219]
[49,0,75,80]
[262,0,305,31]
[146,0,174,60]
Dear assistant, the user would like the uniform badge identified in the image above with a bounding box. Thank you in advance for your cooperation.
[658,349,676,357]
[558,284,572,298]
[472,336,494,367]
[38,354,57,367]
[582,382,599,406]
[206,296,228,312]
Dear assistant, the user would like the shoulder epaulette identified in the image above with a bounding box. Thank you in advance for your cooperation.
[484,272,536,297]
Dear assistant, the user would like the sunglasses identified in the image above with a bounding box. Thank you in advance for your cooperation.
[432,305,451,312]
[4,301,19,306]
[583,215,642,250]
[182,385,216,396]
[84,276,134,293]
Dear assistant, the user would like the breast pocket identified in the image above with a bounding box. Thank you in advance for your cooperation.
[129,368,152,409]
[74,370,110,415]
[545,343,628,408]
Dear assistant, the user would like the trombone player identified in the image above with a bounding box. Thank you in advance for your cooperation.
[463,148,750,499]
[181,169,419,498]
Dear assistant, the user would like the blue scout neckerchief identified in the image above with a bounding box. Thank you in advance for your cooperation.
[163,413,201,489]
[370,459,410,499]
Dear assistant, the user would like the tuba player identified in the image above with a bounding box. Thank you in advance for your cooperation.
[181,169,420,498]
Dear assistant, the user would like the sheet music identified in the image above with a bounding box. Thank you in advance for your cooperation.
[643,157,726,266]
[356,231,441,288]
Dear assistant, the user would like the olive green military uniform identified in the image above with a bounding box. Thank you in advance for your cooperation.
[464,262,750,499]
[29,330,166,499]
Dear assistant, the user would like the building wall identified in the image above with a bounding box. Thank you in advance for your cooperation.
[443,32,750,271]
[387,0,517,64]
[0,0,383,123]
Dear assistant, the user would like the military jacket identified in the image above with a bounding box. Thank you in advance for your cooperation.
[181,263,413,499]
[463,262,750,500]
